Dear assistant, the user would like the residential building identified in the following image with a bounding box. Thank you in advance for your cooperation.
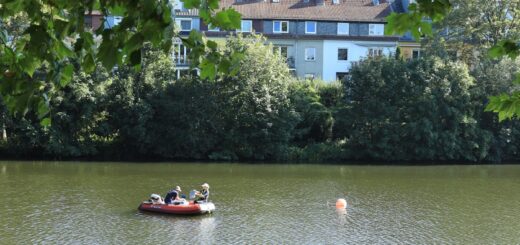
[93,0,403,81]
[395,0,422,60]
[172,0,400,81]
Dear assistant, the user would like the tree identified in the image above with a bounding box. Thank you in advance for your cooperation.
[386,0,520,121]
[342,56,493,162]
[0,0,242,124]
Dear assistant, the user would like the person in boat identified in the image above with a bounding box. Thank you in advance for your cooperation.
[194,183,210,203]
[149,193,164,205]
[164,186,182,204]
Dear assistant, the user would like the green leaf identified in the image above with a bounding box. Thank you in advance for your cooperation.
[37,98,50,119]
[18,56,41,77]
[54,40,74,59]
[98,40,118,69]
[82,53,96,73]
[124,33,144,53]
[40,117,51,127]
[214,9,242,30]
[60,64,74,87]
[200,59,216,80]
[182,0,201,9]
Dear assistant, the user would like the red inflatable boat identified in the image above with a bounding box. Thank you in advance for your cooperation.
[138,201,216,215]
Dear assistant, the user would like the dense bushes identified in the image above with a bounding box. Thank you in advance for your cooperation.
[340,57,493,162]
[1,36,520,163]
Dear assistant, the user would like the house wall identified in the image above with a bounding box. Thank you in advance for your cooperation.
[262,20,379,36]
[322,40,397,81]
[295,40,324,79]
[399,43,421,60]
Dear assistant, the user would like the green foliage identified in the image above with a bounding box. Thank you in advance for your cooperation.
[386,0,451,40]
[389,0,520,120]
[0,0,242,122]
[289,79,342,146]
[3,33,520,163]
[341,56,493,162]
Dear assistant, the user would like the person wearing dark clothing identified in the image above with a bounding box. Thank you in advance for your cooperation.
[164,186,182,204]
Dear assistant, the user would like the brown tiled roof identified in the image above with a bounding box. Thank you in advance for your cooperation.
[219,0,393,22]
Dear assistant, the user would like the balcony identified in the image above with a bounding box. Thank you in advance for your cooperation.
[173,43,190,67]
[286,56,295,70]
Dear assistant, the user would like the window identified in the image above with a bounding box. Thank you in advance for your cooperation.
[305,47,316,61]
[305,21,317,34]
[336,72,349,81]
[238,20,253,32]
[412,49,421,59]
[368,48,383,57]
[273,46,289,58]
[84,16,93,28]
[173,43,191,65]
[332,0,340,4]
[272,0,280,2]
[273,21,289,33]
[305,73,315,80]
[176,19,192,31]
[337,23,349,35]
[369,24,384,36]
[338,48,348,61]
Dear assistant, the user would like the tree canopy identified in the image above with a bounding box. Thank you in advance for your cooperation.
[387,0,520,121]
[0,0,242,125]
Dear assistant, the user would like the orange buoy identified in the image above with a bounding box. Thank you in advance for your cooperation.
[335,198,347,209]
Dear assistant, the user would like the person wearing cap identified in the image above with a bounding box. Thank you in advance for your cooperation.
[164,186,182,204]
[194,183,210,203]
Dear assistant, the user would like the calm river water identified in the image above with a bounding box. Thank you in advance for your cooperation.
[1,161,520,244]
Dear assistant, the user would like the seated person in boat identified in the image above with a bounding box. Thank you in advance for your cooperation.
[194,183,210,203]
[149,193,164,204]
[164,186,183,204]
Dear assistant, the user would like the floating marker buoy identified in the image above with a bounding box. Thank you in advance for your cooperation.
[335,198,347,209]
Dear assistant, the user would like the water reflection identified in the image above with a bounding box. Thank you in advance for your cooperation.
[197,217,216,243]
[1,165,5,174]
[335,208,348,225]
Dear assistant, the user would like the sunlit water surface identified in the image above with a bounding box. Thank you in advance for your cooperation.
[1,161,520,244]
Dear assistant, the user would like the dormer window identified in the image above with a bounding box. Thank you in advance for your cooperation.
[337,23,349,35]
[238,20,253,32]
[369,24,384,36]
[273,21,289,33]
[176,18,192,31]
[305,21,317,34]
